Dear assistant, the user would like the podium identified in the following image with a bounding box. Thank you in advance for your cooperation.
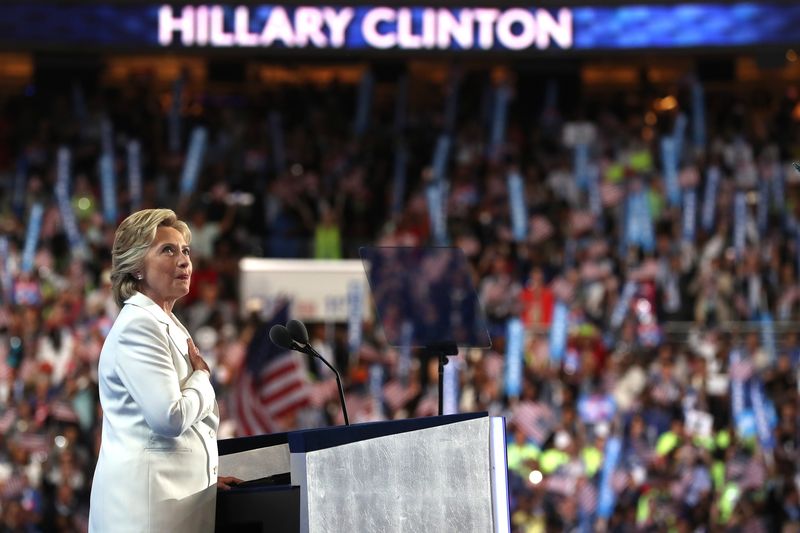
[215,412,510,533]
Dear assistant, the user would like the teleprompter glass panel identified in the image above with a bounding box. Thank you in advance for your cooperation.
[359,246,491,349]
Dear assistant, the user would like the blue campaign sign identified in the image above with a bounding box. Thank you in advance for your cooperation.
[750,379,777,450]
[21,203,44,274]
[597,436,622,519]
[347,280,364,354]
[507,171,528,242]
[735,409,756,439]
[0,3,799,52]
[180,127,208,198]
[504,318,524,397]
[548,301,569,366]
[577,392,615,424]
[661,137,681,207]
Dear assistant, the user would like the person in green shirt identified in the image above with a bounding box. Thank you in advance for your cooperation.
[314,205,342,259]
[656,417,686,457]
[507,423,541,480]
[581,432,605,479]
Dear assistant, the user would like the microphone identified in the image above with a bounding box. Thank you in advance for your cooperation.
[269,324,299,351]
[286,319,309,344]
[269,320,350,426]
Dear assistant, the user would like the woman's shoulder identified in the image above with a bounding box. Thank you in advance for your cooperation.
[108,303,165,339]
[116,300,155,320]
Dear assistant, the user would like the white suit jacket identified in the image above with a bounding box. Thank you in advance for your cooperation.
[89,292,219,533]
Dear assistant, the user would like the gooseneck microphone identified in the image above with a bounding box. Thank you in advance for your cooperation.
[268,324,299,351]
[268,321,350,426]
[286,319,310,345]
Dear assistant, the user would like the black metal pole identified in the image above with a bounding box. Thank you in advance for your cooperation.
[315,353,350,426]
[438,354,445,416]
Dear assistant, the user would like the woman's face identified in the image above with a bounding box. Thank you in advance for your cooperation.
[139,226,192,308]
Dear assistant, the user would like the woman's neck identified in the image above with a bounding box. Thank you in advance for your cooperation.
[139,289,175,314]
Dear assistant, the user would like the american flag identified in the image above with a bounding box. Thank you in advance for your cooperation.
[232,307,312,436]
[545,473,574,496]
[14,432,50,454]
[727,453,748,481]
[741,456,766,489]
[569,210,596,235]
[383,378,419,412]
[49,400,79,423]
[578,479,598,516]
[34,402,48,426]
[729,356,754,381]
[308,378,339,408]
[529,215,555,244]
[2,474,27,498]
[0,357,13,381]
[336,393,376,425]
[600,182,625,207]
[413,391,438,418]
[512,401,556,447]
[0,407,16,433]
[611,469,630,494]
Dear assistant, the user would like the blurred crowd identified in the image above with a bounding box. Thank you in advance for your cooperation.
[0,63,799,532]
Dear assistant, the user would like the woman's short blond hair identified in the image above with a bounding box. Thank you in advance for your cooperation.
[110,209,191,307]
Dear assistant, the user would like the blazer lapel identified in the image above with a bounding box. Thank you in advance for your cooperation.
[124,292,190,358]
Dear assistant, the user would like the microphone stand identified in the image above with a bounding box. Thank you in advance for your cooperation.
[294,342,350,426]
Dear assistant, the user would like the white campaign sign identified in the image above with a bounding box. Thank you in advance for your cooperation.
[239,258,371,322]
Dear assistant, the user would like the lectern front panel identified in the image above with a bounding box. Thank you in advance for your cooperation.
[299,417,495,532]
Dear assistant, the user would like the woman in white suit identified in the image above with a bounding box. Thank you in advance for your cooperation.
[89,209,239,533]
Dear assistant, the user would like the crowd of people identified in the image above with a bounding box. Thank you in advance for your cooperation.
[0,62,799,531]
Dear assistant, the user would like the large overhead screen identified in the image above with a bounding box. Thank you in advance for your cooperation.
[1,3,799,53]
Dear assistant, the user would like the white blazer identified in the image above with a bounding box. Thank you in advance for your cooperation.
[89,292,219,533]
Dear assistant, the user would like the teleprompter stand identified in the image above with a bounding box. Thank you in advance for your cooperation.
[358,246,493,417]
[420,341,458,416]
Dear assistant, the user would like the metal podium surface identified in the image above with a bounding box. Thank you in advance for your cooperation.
[216,413,509,533]
[290,415,507,533]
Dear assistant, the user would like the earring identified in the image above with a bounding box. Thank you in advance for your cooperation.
[135,273,143,280]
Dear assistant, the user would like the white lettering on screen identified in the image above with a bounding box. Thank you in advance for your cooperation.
[324,7,354,48]
[234,6,258,46]
[196,6,209,45]
[210,5,234,46]
[260,6,295,47]
[537,8,573,49]
[496,8,535,51]
[472,8,500,49]
[157,5,573,51]
[295,7,327,47]
[362,7,396,49]
[159,5,194,46]
[436,8,473,49]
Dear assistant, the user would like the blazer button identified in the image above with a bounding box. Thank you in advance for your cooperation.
[213,466,217,475]
[209,429,215,438]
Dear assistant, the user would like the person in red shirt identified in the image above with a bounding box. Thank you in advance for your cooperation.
[519,267,554,330]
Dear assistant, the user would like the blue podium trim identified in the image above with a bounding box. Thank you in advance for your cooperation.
[223,483,299,495]
[288,412,488,453]
[218,430,289,456]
